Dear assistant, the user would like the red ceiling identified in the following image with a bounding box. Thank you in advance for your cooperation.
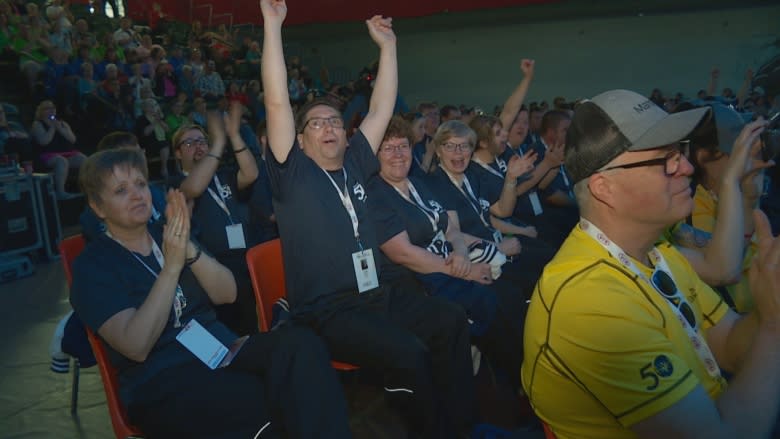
[128,0,554,27]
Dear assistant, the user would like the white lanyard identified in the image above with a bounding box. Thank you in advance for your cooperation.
[579,218,721,377]
[322,168,362,249]
[205,175,234,224]
[107,232,187,328]
[442,169,493,231]
[391,179,441,233]
[471,156,505,179]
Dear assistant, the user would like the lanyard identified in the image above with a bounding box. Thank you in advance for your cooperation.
[442,169,493,231]
[322,168,362,250]
[471,156,505,179]
[391,179,441,234]
[579,218,721,378]
[205,175,235,224]
[107,231,187,328]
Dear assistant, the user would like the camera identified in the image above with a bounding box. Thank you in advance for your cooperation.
[49,114,56,121]
[762,112,780,162]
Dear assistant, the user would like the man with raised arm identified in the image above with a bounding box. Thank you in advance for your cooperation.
[260,1,475,436]
[522,89,780,438]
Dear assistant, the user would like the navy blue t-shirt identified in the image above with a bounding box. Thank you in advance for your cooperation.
[369,175,450,282]
[529,141,574,200]
[170,168,257,257]
[70,224,236,406]
[425,167,495,242]
[266,130,381,310]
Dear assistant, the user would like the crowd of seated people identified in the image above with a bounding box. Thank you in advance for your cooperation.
[19,0,780,436]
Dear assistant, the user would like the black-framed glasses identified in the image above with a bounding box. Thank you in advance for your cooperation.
[441,142,473,153]
[178,137,208,149]
[598,142,690,176]
[301,117,344,131]
[651,270,697,329]
[379,142,411,154]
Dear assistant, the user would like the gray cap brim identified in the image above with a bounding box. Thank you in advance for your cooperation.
[629,106,710,151]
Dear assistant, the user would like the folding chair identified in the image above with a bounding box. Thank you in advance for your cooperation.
[245,239,358,371]
[59,234,145,438]
[58,234,87,414]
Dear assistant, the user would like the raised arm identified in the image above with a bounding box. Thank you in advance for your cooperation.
[178,112,227,199]
[260,0,296,163]
[677,119,770,285]
[498,59,535,131]
[489,153,536,217]
[358,15,398,151]
[224,101,259,190]
[735,69,752,109]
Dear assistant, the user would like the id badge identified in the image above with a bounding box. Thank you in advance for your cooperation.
[226,223,246,249]
[352,248,379,293]
[176,319,229,369]
[529,191,543,216]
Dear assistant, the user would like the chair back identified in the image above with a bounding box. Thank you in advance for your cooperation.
[542,421,557,439]
[86,329,145,439]
[59,234,144,439]
[245,239,286,332]
[59,234,86,287]
[246,239,358,371]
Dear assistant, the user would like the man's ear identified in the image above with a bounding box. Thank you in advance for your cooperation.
[587,173,615,208]
[296,132,304,149]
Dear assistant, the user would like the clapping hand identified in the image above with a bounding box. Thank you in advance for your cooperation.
[507,151,536,179]
[162,189,190,274]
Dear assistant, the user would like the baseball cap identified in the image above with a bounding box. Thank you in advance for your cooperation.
[565,89,710,183]
[709,103,748,155]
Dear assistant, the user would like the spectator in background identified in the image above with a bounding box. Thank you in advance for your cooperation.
[164,100,187,142]
[153,61,178,103]
[113,17,139,51]
[136,98,171,179]
[30,100,85,199]
[189,96,207,127]
[45,0,71,32]
[196,59,225,102]
[439,104,461,123]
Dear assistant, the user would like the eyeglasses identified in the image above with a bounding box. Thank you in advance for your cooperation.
[598,142,689,176]
[178,137,208,149]
[380,142,411,154]
[441,142,473,153]
[651,270,697,329]
[301,117,344,131]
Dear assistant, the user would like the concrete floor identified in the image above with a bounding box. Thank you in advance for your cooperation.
[0,258,114,438]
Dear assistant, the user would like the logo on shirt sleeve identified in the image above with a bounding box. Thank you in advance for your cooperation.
[639,355,674,391]
[353,182,366,202]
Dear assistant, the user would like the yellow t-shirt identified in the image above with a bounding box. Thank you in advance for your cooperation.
[521,224,729,439]
[692,184,756,312]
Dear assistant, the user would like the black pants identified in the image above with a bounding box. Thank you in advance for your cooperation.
[216,251,260,336]
[495,236,556,302]
[128,325,351,439]
[295,283,476,438]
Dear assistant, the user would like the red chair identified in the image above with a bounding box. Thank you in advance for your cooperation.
[57,234,87,414]
[59,234,145,439]
[542,420,557,439]
[246,239,358,371]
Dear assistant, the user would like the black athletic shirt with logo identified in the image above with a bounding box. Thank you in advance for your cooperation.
[266,130,381,311]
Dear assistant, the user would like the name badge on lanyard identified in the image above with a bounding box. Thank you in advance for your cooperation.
[206,175,246,249]
[322,168,379,293]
